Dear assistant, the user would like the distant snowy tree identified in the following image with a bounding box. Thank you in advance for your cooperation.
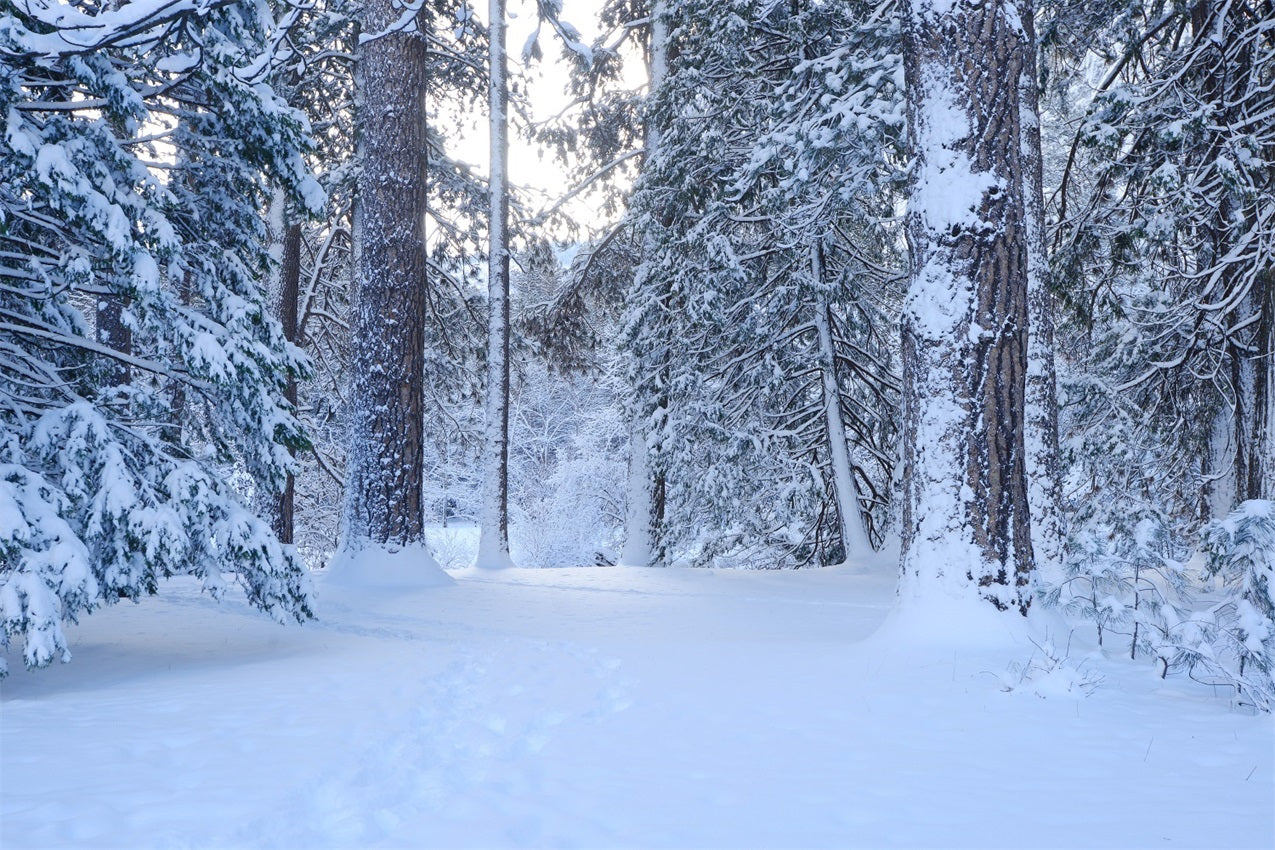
[508,359,627,567]
[1051,0,1275,523]
[618,0,906,568]
[0,0,322,673]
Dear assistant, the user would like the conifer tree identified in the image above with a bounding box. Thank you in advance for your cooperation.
[621,0,904,566]
[899,0,1046,612]
[1052,0,1274,523]
[0,0,321,672]
[343,0,487,558]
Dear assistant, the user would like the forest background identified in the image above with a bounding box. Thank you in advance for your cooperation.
[0,0,1272,709]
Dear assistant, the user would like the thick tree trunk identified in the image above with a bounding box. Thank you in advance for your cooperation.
[343,0,428,550]
[477,0,514,569]
[1255,270,1274,498]
[899,0,1037,613]
[812,243,871,562]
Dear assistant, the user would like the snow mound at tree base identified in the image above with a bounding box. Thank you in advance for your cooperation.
[322,542,453,591]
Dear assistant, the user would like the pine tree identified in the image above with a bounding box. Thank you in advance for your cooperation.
[899,0,1046,612]
[0,0,321,673]
[620,0,905,567]
[342,0,487,558]
[1051,0,1275,522]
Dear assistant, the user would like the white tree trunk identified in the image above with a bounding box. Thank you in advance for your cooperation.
[1019,8,1065,582]
[477,0,514,569]
[811,244,871,563]
[620,1,670,568]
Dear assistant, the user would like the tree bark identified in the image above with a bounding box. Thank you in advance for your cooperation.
[95,296,131,387]
[900,0,1038,613]
[343,0,428,550]
[1255,270,1274,499]
[275,221,302,545]
[476,0,514,568]
[1019,4,1064,579]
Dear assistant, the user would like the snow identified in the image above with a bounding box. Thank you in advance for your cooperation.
[325,542,453,591]
[3,556,1272,849]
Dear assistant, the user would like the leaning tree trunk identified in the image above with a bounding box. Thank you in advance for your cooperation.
[476,0,514,568]
[811,242,871,562]
[343,0,428,550]
[899,0,1038,613]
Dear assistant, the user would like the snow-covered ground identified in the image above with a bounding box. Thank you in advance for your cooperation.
[3,554,1272,849]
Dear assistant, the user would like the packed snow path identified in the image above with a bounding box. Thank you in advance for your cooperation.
[3,564,1272,848]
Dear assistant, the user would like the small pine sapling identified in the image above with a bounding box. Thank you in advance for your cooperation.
[1200,500,1275,709]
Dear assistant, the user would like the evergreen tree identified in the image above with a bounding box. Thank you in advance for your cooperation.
[0,0,321,673]
[620,0,905,567]
[899,0,1047,612]
[1052,0,1275,523]
[342,0,486,557]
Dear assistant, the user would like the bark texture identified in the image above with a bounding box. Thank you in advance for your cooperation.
[900,0,1038,613]
[344,3,428,548]
[1019,0,1064,578]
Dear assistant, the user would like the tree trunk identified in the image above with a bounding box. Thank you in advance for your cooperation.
[1018,5,1064,580]
[166,271,191,447]
[899,0,1037,613]
[343,0,428,550]
[1238,272,1273,501]
[477,0,514,569]
[275,221,302,545]
[812,242,871,562]
[95,296,131,387]
[620,0,671,568]
[1255,270,1274,498]
[619,427,655,566]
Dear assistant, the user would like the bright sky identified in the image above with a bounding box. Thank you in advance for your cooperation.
[448,0,647,238]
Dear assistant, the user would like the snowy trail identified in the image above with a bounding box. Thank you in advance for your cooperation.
[2,565,1272,849]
